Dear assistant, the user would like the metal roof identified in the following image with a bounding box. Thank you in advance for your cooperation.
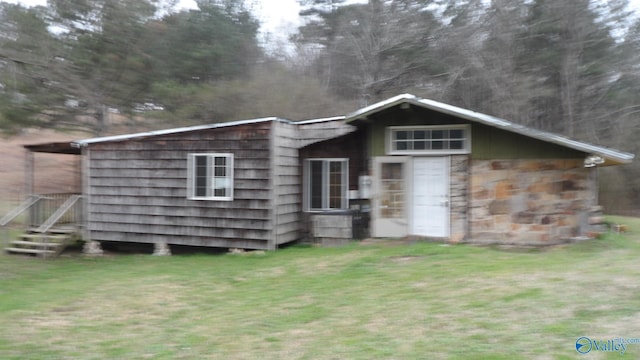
[71,117,281,147]
[296,115,346,124]
[345,94,634,165]
[70,116,349,148]
[27,94,634,166]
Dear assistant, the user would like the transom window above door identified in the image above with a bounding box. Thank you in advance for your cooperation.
[387,125,470,155]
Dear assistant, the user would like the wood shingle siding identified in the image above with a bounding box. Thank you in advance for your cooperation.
[81,118,355,250]
[270,121,356,246]
[272,122,304,247]
[86,122,274,249]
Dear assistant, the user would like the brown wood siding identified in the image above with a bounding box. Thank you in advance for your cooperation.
[300,129,367,192]
[297,130,366,242]
[297,120,356,148]
[86,122,274,249]
[270,120,356,246]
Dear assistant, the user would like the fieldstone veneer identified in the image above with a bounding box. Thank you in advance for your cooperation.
[469,159,596,245]
[449,155,469,244]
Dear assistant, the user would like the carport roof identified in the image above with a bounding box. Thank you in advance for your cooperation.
[23,142,81,155]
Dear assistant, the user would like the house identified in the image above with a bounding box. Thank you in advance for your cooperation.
[300,94,633,245]
[5,94,634,255]
[6,117,352,254]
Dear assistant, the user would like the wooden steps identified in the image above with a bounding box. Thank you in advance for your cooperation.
[5,247,56,255]
[5,228,77,257]
[10,239,66,247]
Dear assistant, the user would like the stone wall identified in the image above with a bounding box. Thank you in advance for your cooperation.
[469,159,596,245]
[449,155,469,243]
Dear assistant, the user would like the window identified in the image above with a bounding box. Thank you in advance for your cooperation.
[305,159,348,211]
[388,125,470,154]
[188,153,233,201]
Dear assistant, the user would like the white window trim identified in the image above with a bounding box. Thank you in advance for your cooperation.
[386,125,471,155]
[187,153,234,201]
[303,158,349,212]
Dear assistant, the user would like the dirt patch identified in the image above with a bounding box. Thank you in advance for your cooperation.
[359,238,424,246]
[387,255,426,263]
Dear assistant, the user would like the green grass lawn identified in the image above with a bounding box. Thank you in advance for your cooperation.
[1,218,640,359]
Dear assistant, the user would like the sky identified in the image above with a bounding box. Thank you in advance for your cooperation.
[0,0,306,52]
[1,0,638,45]
[0,0,305,37]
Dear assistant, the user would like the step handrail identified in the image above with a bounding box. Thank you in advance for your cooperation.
[0,195,42,227]
[35,195,83,234]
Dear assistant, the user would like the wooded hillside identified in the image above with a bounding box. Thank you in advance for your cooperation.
[0,0,637,214]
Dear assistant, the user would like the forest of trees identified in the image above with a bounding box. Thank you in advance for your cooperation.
[0,0,638,213]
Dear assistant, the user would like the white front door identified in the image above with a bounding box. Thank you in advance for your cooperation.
[411,157,450,237]
[372,157,410,237]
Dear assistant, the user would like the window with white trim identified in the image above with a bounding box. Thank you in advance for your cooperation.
[388,125,470,154]
[304,159,348,211]
[188,153,233,201]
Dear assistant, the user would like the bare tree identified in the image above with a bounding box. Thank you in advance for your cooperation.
[295,0,445,104]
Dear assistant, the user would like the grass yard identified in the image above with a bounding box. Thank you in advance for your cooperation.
[1,217,640,359]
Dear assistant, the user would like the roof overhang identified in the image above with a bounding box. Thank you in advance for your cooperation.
[70,116,349,148]
[24,142,81,155]
[71,117,282,148]
[345,94,634,166]
[22,116,349,155]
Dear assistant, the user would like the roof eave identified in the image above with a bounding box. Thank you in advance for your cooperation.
[71,117,283,147]
[296,115,346,125]
[345,94,418,124]
[24,142,81,155]
[345,94,634,166]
